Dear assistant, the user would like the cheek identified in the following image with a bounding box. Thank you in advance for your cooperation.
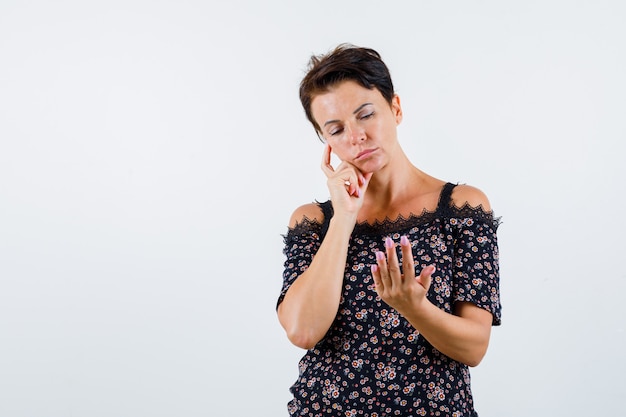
[326,139,349,160]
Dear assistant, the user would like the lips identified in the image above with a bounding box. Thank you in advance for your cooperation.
[355,148,377,160]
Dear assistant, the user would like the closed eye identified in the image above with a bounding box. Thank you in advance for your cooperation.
[360,111,375,120]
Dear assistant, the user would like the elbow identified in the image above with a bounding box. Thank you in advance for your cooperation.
[285,327,321,350]
[278,307,322,349]
[463,344,489,367]
[465,354,484,368]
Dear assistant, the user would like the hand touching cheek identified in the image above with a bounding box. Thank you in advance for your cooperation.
[321,144,372,218]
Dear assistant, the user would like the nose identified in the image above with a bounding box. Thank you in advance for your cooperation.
[346,123,366,144]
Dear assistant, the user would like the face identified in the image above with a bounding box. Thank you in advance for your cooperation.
[310,80,403,174]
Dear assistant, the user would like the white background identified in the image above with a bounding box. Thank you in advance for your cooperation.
[1,1,625,416]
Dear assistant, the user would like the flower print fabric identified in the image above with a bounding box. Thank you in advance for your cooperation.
[277,183,501,417]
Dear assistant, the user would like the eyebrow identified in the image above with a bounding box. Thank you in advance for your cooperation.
[322,103,373,128]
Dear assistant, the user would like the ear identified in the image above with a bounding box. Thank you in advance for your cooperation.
[391,94,403,125]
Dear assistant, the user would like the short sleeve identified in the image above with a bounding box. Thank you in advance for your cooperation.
[276,219,324,309]
[450,214,502,325]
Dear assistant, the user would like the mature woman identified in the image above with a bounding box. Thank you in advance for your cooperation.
[277,44,501,417]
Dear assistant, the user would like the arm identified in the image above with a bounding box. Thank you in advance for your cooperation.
[277,204,356,349]
[277,145,372,349]
[408,300,492,367]
[403,296,492,367]
[372,185,498,366]
[372,237,492,366]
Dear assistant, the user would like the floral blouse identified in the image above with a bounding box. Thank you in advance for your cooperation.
[277,183,501,417]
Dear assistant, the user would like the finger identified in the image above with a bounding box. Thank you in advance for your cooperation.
[384,237,401,288]
[417,264,436,290]
[356,172,365,186]
[375,250,390,285]
[371,264,383,293]
[339,172,356,196]
[357,170,371,185]
[356,172,373,198]
[350,178,360,197]
[336,165,361,197]
[399,235,415,280]
[321,144,334,177]
[344,177,356,196]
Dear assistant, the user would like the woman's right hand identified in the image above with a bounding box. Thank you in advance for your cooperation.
[321,144,372,219]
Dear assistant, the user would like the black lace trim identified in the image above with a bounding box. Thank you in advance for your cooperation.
[284,216,324,241]
[352,203,500,236]
[283,201,500,242]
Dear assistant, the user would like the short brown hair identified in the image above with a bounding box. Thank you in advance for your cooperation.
[299,44,396,136]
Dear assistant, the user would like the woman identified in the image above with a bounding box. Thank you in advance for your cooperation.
[277,44,501,417]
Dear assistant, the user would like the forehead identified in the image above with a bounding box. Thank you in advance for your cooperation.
[311,80,385,119]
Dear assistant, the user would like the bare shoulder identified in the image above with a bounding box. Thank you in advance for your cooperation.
[450,184,492,212]
[288,203,324,228]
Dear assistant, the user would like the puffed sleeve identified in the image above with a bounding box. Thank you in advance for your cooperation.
[450,212,502,325]
[276,219,323,309]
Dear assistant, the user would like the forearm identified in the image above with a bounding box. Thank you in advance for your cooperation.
[278,215,356,349]
[402,301,492,367]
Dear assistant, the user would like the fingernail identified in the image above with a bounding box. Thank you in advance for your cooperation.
[376,251,385,261]
[385,237,394,249]
[400,235,409,246]
[370,264,378,273]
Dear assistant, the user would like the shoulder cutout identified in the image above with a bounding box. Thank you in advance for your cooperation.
[450,184,492,212]
[288,203,324,228]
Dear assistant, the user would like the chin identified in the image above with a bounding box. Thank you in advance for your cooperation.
[359,161,383,175]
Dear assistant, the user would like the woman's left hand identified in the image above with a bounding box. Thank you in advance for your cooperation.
[371,235,435,315]
[371,235,493,366]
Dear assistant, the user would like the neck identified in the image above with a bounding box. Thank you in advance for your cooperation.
[365,152,422,203]
[359,151,444,222]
